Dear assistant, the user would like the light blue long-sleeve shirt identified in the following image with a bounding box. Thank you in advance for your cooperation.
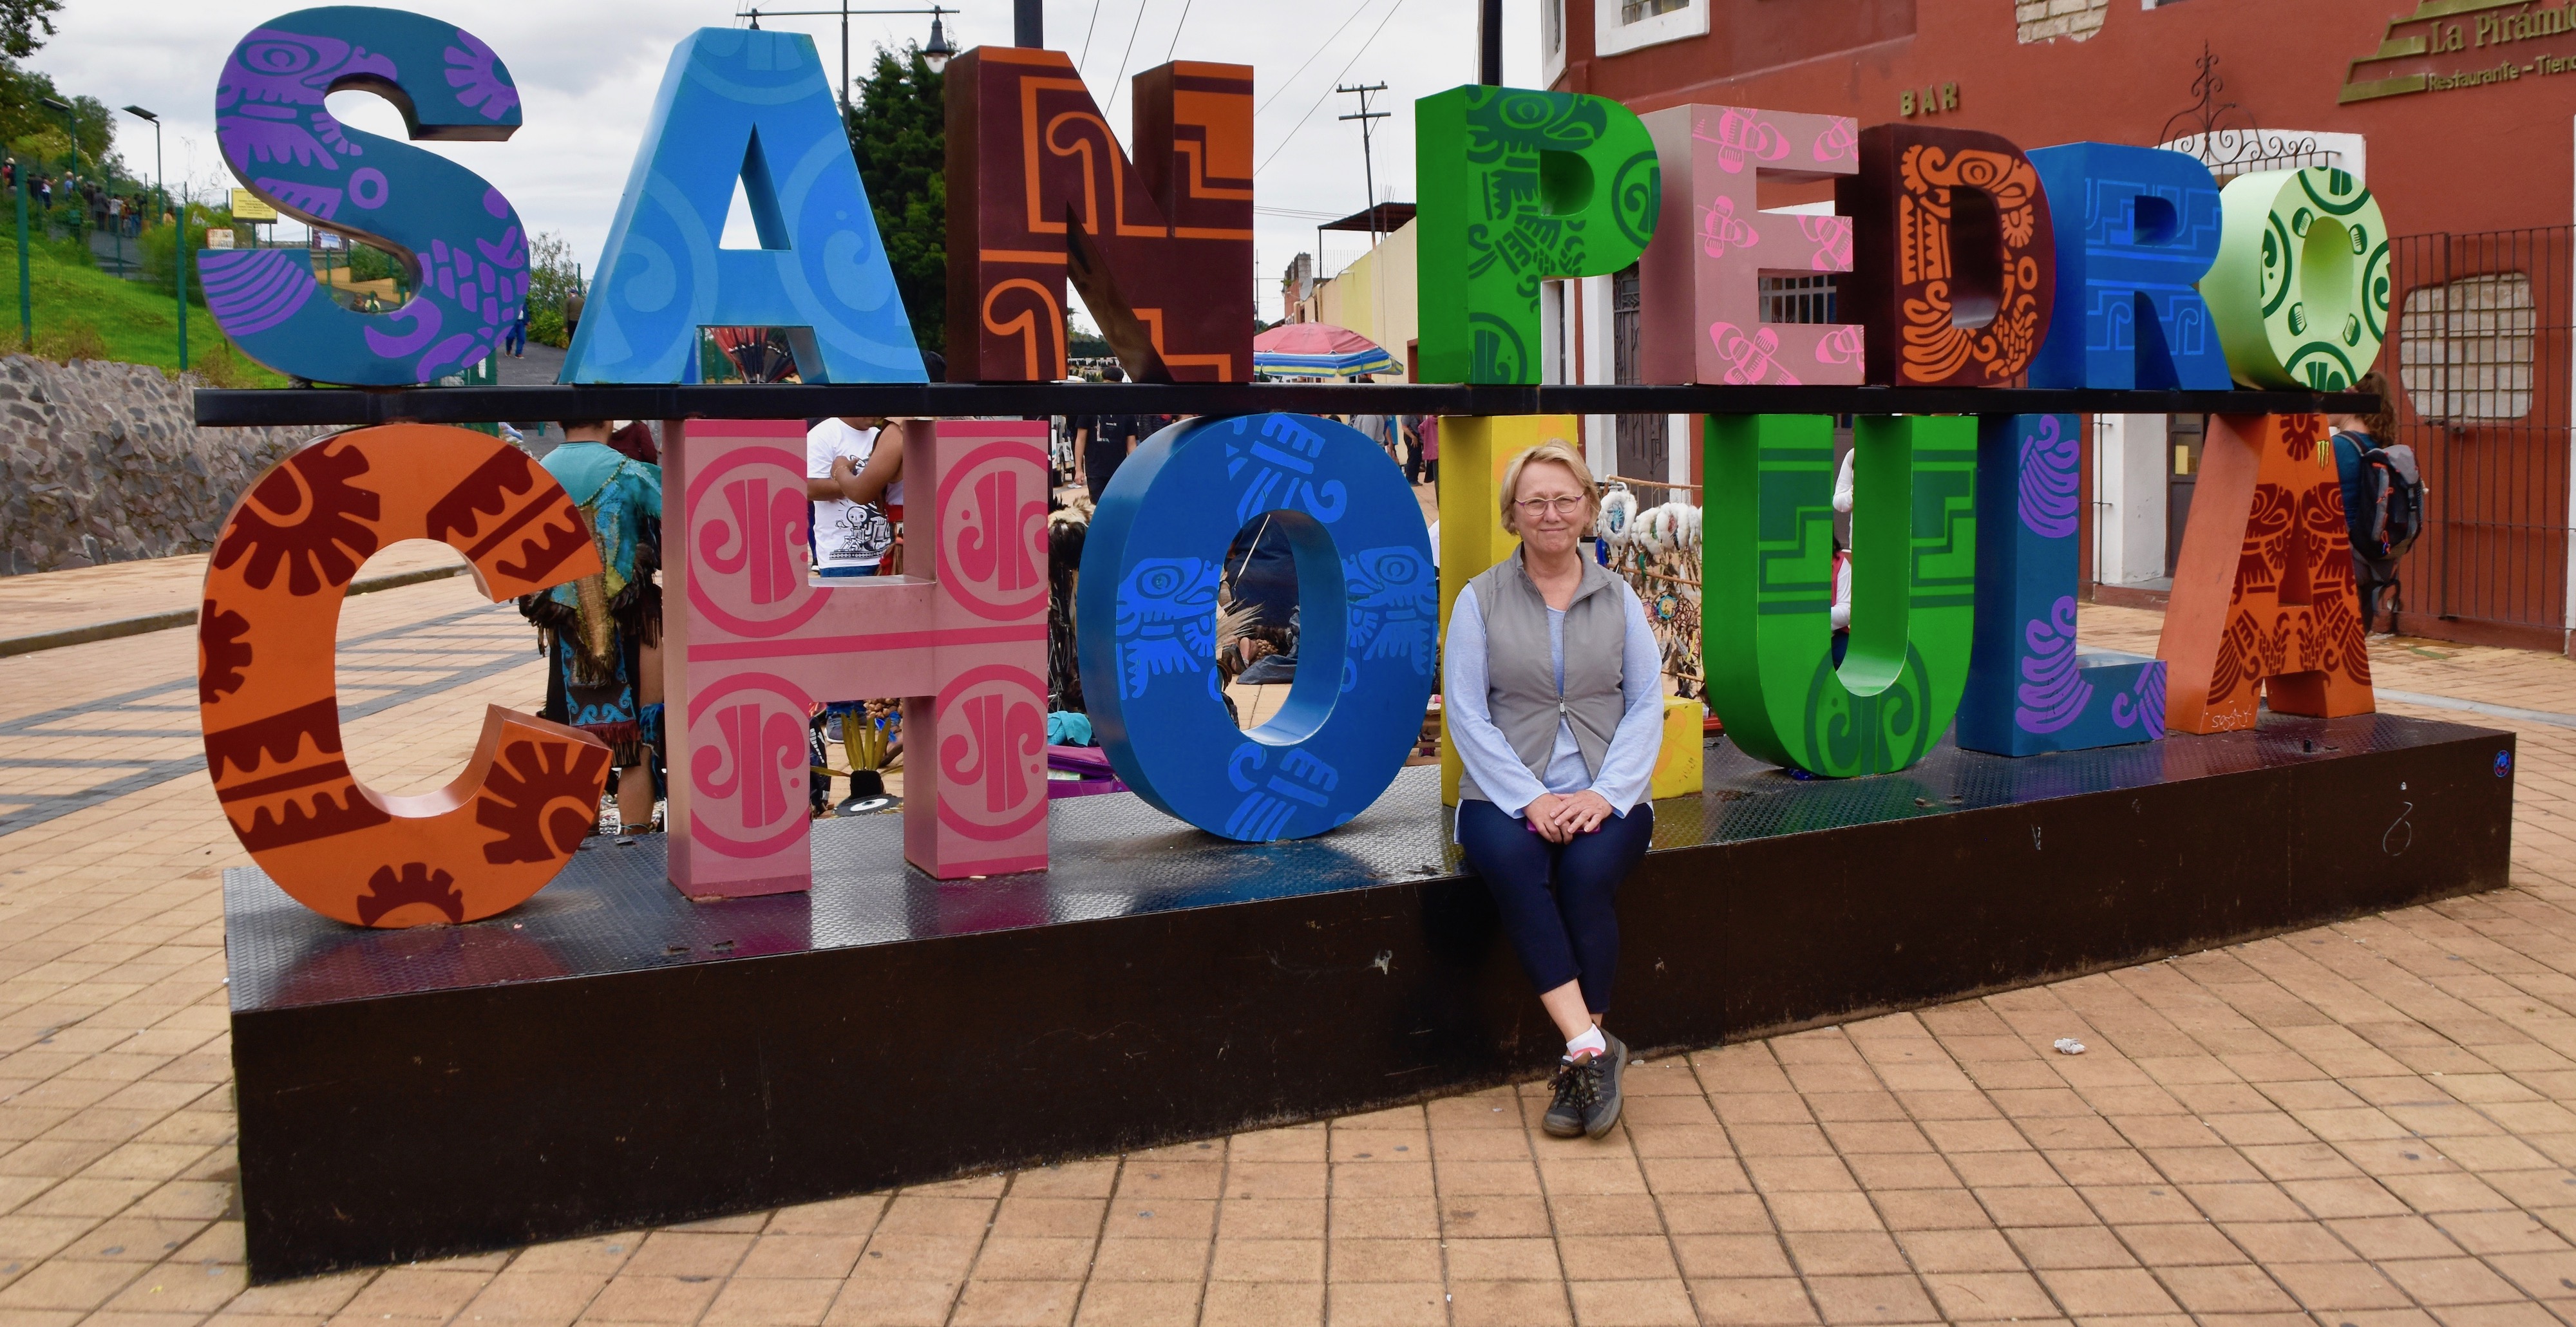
[1444,578,1666,822]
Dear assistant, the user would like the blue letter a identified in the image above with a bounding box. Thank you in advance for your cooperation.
[564,27,923,383]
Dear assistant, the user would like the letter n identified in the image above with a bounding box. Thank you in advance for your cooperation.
[945,48,1253,382]
[2157,413,2376,733]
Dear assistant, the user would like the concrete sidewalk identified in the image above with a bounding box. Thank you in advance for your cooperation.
[0,543,471,655]
[0,594,2573,1326]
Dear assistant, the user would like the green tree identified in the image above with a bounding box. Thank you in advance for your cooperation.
[522,229,583,346]
[846,44,942,355]
[0,0,61,59]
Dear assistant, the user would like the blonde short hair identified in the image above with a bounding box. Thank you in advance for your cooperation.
[1499,440,1598,536]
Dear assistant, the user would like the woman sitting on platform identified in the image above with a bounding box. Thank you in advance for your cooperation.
[1444,439,1665,1141]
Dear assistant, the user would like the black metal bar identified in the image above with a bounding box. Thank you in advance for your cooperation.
[193,383,2381,428]
[1014,0,1039,46]
[1477,0,1503,85]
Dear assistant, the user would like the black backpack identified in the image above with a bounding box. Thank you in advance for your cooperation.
[2349,434,2424,563]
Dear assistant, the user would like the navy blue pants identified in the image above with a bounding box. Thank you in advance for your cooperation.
[1457,798,1654,1015]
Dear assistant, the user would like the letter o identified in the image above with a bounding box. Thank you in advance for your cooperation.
[2202,167,2391,390]
[199,426,612,927]
[1076,414,1436,841]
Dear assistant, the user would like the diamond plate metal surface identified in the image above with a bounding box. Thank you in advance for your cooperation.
[226,711,2502,1013]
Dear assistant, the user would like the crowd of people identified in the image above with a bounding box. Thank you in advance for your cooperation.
[0,158,160,238]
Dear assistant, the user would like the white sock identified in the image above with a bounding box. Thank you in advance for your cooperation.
[1566,1026,1606,1060]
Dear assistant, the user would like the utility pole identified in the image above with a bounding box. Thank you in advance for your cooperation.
[1336,83,1390,249]
[1015,0,1039,46]
[1476,0,1502,85]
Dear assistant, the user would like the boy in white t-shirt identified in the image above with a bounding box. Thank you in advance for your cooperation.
[807,416,907,578]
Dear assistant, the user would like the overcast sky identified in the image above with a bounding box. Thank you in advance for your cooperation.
[36,0,1542,323]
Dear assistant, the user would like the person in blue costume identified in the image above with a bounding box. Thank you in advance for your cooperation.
[519,419,664,834]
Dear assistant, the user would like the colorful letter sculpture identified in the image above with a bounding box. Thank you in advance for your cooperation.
[663,420,1050,891]
[1839,125,2054,387]
[1416,86,1661,383]
[1702,414,1976,776]
[2201,169,2391,390]
[562,28,923,384]
[1080,415,1436,840]
[1434,415,1566,804]
[2158,413,2376,734]
[1956,415,2166,756]
[943,48,1253,382]
[199,426,611,927]
[208,8,528,385]
[2025,144,2229,391]
[1636,106,1862,386]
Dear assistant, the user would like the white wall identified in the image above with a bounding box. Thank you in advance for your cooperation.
[2094,413,2170,585]
[1578,274,1615,477]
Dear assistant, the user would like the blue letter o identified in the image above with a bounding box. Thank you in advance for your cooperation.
[1077,413,1435,841]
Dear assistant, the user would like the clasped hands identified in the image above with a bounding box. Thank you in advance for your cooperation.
[1521,789,1616,843]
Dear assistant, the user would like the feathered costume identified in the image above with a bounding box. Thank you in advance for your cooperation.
[519,440,663,767]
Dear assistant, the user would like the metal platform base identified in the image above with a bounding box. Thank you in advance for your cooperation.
[225,713,2516,1281]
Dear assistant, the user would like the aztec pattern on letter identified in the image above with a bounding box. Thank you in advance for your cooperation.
[1956,414,2167,756]
[209,8,527,385]
[2157,413,2376,733]
[1079,415,1435,840]
[663,420,1048,893]
[943,48,1252,382]
[1416,86,1660,384]
[1701,413,1978,778]
[200,426,610,927]
[2202,169,2391,390]
[1636,105,1861,386]
[2025,142,2231,391]
[562,27,923,384]
[1839,125,2055,387]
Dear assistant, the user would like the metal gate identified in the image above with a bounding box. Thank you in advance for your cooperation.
[2386,227,2572,650]
[1611,265,1667,480]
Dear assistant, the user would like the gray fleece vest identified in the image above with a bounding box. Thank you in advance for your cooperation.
[1458,554,1631,805]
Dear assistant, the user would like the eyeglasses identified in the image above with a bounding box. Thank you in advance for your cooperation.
[1513,496,1587,516]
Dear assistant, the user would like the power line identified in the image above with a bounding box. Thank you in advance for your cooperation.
[1077,0,1104,69]
[1253,0,1376,116]
[1104,0,1153,115]
[1162,0,1194,63]
[1255,0,1410,177]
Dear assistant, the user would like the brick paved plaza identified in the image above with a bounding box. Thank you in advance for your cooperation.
[2,562,2574,1326]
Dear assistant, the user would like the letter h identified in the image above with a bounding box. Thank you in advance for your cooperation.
[662,420,1051,895]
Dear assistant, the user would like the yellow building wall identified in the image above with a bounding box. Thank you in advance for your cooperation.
[1435,415,1701,808]
[1309,221,1419,370]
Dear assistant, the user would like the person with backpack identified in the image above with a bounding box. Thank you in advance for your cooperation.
[2331,371,2420,637]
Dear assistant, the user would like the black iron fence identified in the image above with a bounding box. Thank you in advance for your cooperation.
[2385,226,2572,649]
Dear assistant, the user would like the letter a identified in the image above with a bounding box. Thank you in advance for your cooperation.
[2158,413,2375,733]
[564,28,924,384]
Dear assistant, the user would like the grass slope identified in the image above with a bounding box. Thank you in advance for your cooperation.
[0,230,285,387]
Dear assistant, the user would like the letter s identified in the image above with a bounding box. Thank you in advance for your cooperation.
[207,8,527,385]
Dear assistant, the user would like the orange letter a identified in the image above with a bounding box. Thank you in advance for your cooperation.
[2157,413,2376,734]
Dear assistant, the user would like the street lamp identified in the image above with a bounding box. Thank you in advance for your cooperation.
[739,5,955,115]
[124,105,180,370]
[38,97,73,174]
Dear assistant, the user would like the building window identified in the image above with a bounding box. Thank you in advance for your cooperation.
[2400,274,2536,421]
[1761,275,1839,325]
[1593,0,1707,57]
[2016,0,2107,43]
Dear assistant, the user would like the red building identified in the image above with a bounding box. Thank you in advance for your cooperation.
[1542,0,2574,655]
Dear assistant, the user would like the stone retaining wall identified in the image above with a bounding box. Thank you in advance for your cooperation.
[0,355,321,574]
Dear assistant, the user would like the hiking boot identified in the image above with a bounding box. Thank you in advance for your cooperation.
[1582,1032,1629,1139]
[1542,1055,1598,1138]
